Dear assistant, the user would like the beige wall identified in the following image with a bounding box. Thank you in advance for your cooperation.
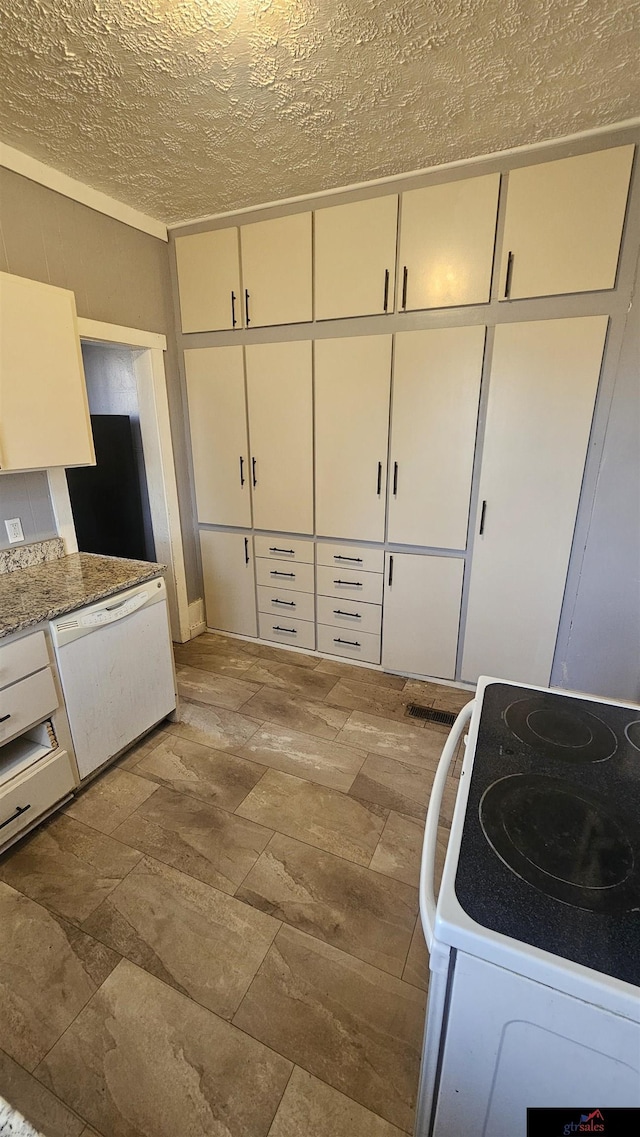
[0,167,199,600]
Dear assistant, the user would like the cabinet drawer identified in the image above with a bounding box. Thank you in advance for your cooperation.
[316,542,384,574]
[257,586,315,623]
[0,630,49,691]
[316,595,381,636]
[0,748,75,848]
[258,614,316,651]
[254,535,314,563]
[317,625,381,665]
[0,668,58,746]
[256,559,315,593]
[316,565,383,605]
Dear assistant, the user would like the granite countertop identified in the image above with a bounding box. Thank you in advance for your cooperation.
[0,552,166,640]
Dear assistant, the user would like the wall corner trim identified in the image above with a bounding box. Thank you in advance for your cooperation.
[0,141,168,242]
[77,318,167,351]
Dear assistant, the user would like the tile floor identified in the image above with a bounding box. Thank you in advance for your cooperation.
[0,632,472,1137]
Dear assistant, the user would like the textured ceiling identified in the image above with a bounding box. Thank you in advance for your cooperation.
[0,0,638,224]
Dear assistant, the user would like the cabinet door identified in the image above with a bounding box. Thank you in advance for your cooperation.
[174,228,241,332]
[200,530,257,638]
[399,174,499,310]
[0,272,94,471]
[389,326,484,549]
[500,145,634,300]
[314,196,398,320]
[315,335,392,542]
[184,347,251,526]
[240,212,312,327]
[461,315,608,686]
[246,341,313,534]
[383,553,463,679]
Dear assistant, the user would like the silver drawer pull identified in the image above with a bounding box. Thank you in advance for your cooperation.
[334,609,361,618]
[269,547,295,554]
[333,555,363,563]
[273,626,297,634]
[271,571,295,577]
[0,803,31,831]
[272,599,296,607]
[334,579,362,587]
[0,713,11,724]
[334,637,360,647]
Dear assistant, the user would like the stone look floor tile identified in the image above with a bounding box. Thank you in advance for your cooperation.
[242,686,349,740]
[112,785,272,894]
[236,768,387,866]
[36,959,293,1137]
[116,725,169,771]
[0,1048,86,1137]
[237,834,417,977]
[336,712,446,768]
[187,632,321,670]
[0,815,142,924]
[174,641,258,677]
[403,917,430,993]
[243,659,339,700]
[235,723,367,792]
[0,883,119,1071]
[132,732,265,811]
[268,1066,405,1137]
[233,926,426,1132]
[369,812,423,888]
[403,679,474,715]
[167,698,263,751]
[65,769,159,835]
[349,753,459,823]
[175,664,260,710]
[315,659,407,690]
[325,678,412,721]
[82,857,280,1019]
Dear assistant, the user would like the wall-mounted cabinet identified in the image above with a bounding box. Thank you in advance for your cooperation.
[462,314,608,686]
[382,552,463,679]
[200,529,257,638]
[240,212,312,327]
[388,326,485,548]
[314,195,398,320]
[174,228,241,332]
[315,335,392,542]
[398,173,500,311]
[499,145,634,300]
[0,272,94,472]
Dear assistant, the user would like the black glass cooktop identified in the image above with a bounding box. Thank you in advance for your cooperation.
[455,682,640,986]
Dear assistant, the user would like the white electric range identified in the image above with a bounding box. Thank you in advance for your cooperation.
[416,676,640,1137]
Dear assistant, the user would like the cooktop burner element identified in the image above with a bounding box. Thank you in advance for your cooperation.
[504,694,618,763]
[626,720,640,752]
[480,773,638,912]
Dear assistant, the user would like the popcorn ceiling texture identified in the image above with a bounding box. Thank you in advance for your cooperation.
[0,0,637,223]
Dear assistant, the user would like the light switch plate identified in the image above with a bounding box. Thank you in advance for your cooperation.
[5,517,24,543]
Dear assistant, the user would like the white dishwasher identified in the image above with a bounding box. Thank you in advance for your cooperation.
[50,577,176,780]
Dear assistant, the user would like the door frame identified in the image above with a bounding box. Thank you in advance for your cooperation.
[47,318,190,642]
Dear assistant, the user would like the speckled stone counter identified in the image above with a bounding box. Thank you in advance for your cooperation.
[0,552,166,640]
[0,1096,41,1136]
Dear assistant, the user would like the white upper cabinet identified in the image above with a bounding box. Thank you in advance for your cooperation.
[314,196,398,320]
[461,315,609,687]
[184,346,251,527]
[382,552,464,680]
[174,228,241,332]
[0,272,94,471]
[240,212,312,327]
[398,174,500,311]
[500,145,634,300]
[389,326,484,549]
[245,341,314,535]
[315,335,392,542]
[200,529,257,638]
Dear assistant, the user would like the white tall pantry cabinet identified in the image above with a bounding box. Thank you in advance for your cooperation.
[176,141,634,685]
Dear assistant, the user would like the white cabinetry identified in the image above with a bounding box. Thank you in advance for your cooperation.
[314,196,398,320]
[500,146,634,300]
[184,347,251,527]
[246,341,313,534]
[383,553,463,679]
[174,228,241,332]
[398,174,500,311]
[256,539,315,650]
[200,530,257,638]
[461,315,608,686]
[389,326,484,548]
[0,272,94,471]
[315,335,392,542]
[240,213,312,327]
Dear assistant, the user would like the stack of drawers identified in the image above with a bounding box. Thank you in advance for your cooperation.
[316,542,383,664]
[255,536,316,650]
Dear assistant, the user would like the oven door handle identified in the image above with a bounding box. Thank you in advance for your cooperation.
[420,699,475,951]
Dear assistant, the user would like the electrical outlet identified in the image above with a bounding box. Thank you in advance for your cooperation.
[5,517,24,544]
